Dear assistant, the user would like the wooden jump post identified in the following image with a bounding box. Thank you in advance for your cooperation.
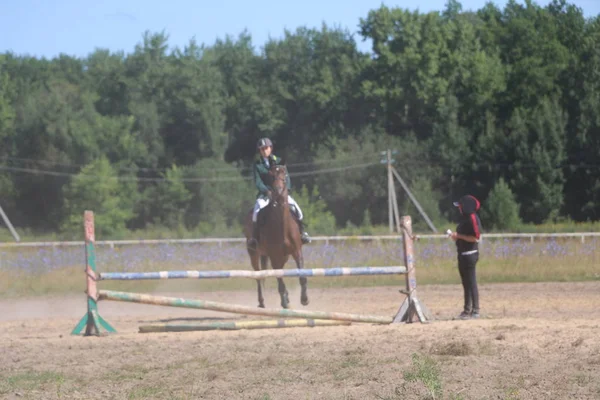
[73,211,428,336]
[71,211,116,336]
[393,215,428,323]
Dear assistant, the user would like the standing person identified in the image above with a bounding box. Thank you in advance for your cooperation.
[448,195,483,320]
[247,137,311,250]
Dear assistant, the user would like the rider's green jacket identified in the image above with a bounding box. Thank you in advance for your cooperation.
[254,154,291,199]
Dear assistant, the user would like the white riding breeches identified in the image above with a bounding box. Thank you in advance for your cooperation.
[288,196,303,220]
[252,195,303,222]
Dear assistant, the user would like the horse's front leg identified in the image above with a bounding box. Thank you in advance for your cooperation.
[272,254,290,309]
[250,252,264,308]
[293,250,309,306]
[276,277,290,309]
[257,255,268,308]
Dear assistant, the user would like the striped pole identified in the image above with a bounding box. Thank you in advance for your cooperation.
[98,266,407,281]
[139,319,351,333]
[98,290,393,324]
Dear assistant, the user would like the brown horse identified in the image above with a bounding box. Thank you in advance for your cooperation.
[243,163,308,309]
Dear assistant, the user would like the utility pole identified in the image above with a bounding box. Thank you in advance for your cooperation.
[390,170,402,233]
[391,167,438,233]
[381,150,399,233]
[386,150,393,233]
[381,149,438,234]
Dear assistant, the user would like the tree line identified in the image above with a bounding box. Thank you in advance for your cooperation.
[0,0,598,237]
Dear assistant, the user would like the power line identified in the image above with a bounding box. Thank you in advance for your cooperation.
[0,151,383,174]
[2,155,596,184]
[289,162,378,177]
[0,164,251,182]
[0,161,379,183]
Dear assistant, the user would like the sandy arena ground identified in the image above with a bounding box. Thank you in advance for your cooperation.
[1,281,600,399]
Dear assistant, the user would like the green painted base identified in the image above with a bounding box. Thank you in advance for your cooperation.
[71,310,117,336]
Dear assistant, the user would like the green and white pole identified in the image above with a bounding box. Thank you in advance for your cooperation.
[72,211,116,335]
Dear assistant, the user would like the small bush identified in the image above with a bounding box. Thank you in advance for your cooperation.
[482,178,521,231]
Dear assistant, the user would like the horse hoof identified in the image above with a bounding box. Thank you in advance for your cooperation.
[258,304,265,308]
[301,298,309,306]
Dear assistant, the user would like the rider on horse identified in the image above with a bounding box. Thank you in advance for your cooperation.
[247,137,311,249]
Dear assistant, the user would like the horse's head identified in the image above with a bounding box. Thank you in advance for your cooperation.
[268,162,288,206]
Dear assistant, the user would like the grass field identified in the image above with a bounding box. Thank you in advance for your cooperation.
[1,237,597,298]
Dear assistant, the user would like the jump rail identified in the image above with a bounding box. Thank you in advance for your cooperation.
[139,319,351,333]
[99,290,394,324]
[98,266,407,281]
[73,211,428,336]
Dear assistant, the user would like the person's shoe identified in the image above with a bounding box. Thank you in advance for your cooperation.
[296,219,312,244]
[471,311,480,319]
[458,311,471,320]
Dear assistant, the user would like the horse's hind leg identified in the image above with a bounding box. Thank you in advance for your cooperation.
[260,255,268,270]
[250,252,265,308]
[256,279,265,308]
[293,250,309,306]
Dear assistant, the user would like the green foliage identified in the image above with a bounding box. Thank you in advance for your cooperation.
[62,157,135,237]
[291,185,337,234]
[0,1,599,237]
[136,165,192,229]
[481,178,521,231]
[361,209,374,234]
[312,131,427,228]
[507,98,566,223]
[182,158,254,230]
[0,68,16,144]
[398,176,444,232]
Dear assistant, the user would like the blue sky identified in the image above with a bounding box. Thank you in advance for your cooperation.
[2,0,599,59]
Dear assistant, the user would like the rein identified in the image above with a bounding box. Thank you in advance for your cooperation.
[269,166,288,208]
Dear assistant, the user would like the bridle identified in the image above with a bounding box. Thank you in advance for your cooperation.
[269,166,288,208]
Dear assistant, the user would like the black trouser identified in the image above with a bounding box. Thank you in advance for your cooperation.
[457,252,479,313]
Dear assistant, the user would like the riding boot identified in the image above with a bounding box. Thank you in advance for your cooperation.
[247,221,259,250]
[296,219,312,244]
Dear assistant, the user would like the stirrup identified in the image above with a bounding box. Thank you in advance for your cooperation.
[301,232,311,244]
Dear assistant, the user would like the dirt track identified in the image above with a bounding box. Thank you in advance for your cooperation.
[1,281,600,399]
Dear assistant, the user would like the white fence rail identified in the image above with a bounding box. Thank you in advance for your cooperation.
[0,232,598,248]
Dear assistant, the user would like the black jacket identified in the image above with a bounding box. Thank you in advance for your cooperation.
[456,213,482,254]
